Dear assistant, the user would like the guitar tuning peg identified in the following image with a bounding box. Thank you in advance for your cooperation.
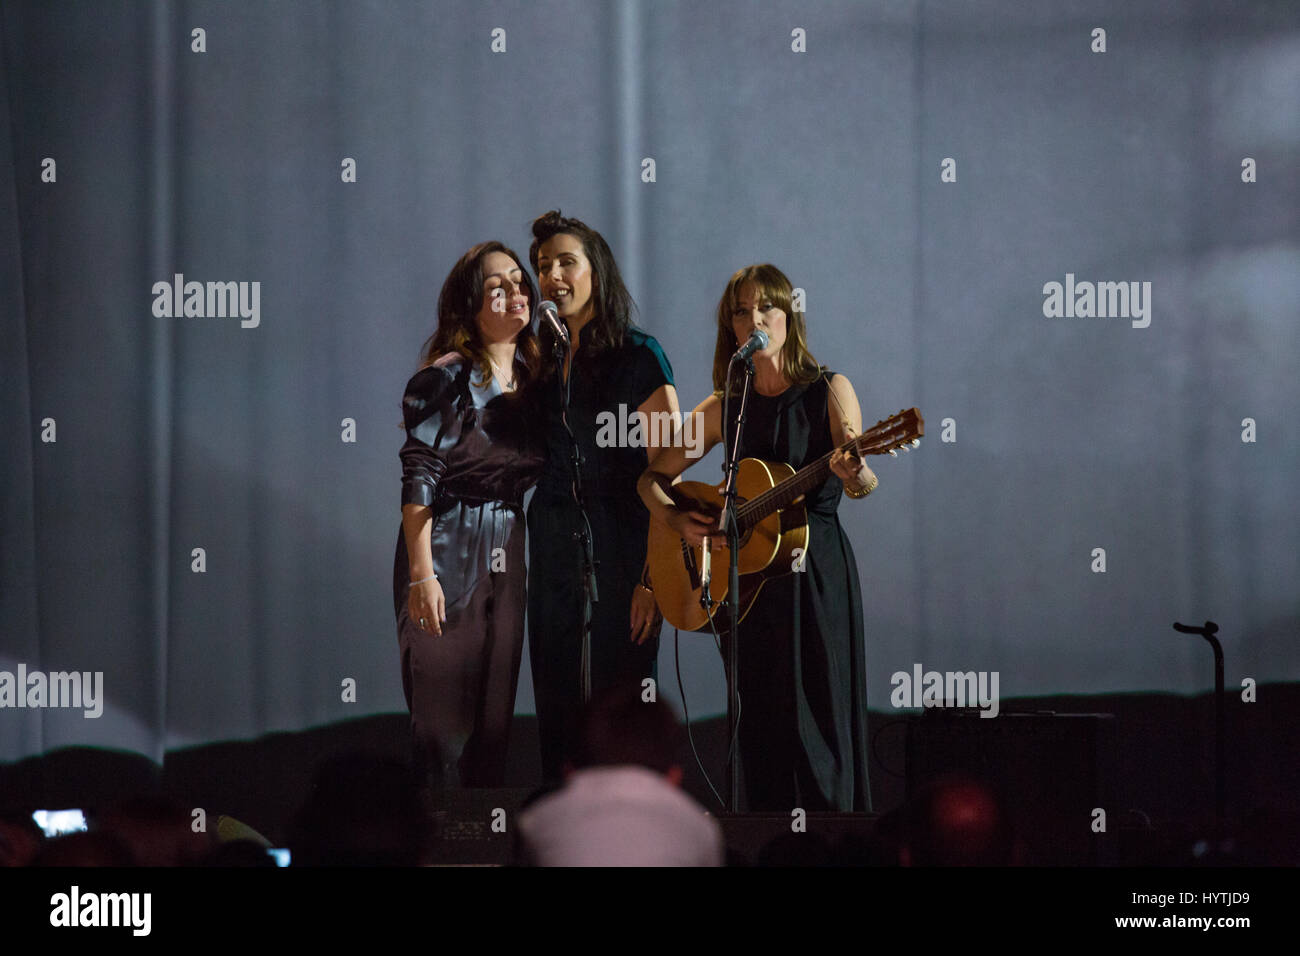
[911,439,920,447]
[888,449,898,457]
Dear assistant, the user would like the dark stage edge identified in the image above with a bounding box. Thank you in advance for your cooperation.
[3,687,1298,866]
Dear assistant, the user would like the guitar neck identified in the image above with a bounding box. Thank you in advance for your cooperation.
[734,408,923,530]
[735,446,843,530]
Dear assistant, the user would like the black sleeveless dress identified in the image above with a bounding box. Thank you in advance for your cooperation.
[727,372,871,812]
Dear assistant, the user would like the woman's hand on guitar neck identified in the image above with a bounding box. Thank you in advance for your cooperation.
[829,425,877,492]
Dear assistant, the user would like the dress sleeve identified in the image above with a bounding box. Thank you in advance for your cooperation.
[629,334,675,410]
[399,364,459,507]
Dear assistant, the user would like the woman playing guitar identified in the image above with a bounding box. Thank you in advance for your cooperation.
[637,264,876,813]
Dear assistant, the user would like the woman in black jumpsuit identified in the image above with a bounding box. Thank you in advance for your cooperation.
[525,211,681,782]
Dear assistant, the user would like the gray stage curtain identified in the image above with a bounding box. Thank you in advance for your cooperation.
[2,0,1296,763]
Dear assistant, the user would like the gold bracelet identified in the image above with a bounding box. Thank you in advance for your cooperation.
[844,474,878,499]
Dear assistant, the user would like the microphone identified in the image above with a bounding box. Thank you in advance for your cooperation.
[733,328,769,362]
[536,300,569,346]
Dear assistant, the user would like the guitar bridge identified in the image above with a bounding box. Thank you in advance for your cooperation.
[680,539,701,590]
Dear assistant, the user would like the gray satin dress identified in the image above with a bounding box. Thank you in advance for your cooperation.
[393,352,545,790]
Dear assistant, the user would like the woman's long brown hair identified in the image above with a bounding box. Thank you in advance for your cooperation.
[419,241,543,388]
[712,263,823,396]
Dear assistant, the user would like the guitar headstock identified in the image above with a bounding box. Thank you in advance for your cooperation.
[854,407,924,457]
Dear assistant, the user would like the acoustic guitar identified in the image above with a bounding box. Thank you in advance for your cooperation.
[647,407,923,633]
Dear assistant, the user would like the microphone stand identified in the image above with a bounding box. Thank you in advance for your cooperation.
[552,327,599,702]
[1172,620,1225,836]
[717,353,756,812]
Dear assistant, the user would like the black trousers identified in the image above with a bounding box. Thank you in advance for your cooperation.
[527,491,660,782]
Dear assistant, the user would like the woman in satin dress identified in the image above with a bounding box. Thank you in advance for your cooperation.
[394,241,547,795]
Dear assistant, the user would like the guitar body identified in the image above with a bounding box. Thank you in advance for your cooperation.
[647,457,809,634]
[646,405,924,634]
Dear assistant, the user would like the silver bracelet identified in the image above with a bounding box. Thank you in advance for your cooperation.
[409,572,437,587]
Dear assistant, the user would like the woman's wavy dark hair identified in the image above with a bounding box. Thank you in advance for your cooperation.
[528,210,637,359]
[418,241,543,389]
